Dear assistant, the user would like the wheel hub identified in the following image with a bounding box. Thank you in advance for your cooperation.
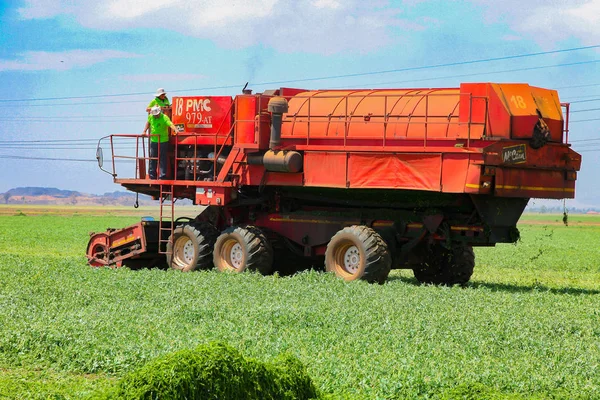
[175,237,195,265]
[343,245,360,273]
[229,242,244,269]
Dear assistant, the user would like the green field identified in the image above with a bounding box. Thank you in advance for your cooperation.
[0,208,599,399]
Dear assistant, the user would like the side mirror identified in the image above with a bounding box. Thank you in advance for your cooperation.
[96,146,103,168]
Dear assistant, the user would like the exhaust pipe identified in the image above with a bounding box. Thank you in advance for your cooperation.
[247,96,302,173]
[247,150,302,173]
[268,96,288,150]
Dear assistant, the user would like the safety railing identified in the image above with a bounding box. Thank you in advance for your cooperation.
[96,101,238,183]
[561,102,570,144]
[96,133,150,179]
[171,99,237,183]
[96,91,494,181]
[281,91,489,148]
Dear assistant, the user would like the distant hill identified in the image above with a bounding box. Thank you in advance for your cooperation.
[0,187,157,206]
[5,187,81,198]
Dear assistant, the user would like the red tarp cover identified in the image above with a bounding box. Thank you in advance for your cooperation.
[347,153,442,190]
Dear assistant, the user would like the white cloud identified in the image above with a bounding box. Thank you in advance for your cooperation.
[105,0,184,20]
[17,0,68,19]
[0,50,142,72]
[17,0,414,54]
[17,0,599,53]
[312,0,342,9]
[471,0,600,46]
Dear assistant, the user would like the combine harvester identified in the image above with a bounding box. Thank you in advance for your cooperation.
[88,83,581,284]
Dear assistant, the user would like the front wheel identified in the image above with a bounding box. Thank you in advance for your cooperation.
[213,226,274,275]
[325,225,391,283]
[167,223,218,272]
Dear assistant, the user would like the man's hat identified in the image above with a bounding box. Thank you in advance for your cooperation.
[155,88,166,97]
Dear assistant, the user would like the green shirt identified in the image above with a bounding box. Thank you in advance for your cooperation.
[148,96,170,109]
[147,114,173,143]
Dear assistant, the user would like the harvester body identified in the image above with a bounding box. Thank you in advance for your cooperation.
[87,83,580,284]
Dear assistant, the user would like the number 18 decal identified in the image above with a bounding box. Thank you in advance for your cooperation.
[510,95,527,109]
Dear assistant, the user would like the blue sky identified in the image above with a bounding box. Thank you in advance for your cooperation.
[0,0,598,205]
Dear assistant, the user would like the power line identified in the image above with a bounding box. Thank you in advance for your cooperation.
[569,98,600,104]
[569,118,600,123]
[328,60,600,89]
[570,108,600,113]
[249,44,600,87]
[0,155,97,162]
[0,114,139,119]
[563,93,600,100]
[556,83,600,90]
[0,99,148,108]
[0,138,104,143]
[0,119,139,122]
[1,81,598,110]
[0,145,137,150]
[0,143,135,150]
[0,155,131,163]
[0,84,242,103]
[570,137,600,143]
[2,44,598,102]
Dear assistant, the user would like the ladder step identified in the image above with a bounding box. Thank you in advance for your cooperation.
[158,185,175,256]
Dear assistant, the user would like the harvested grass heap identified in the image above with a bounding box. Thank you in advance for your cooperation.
[93,342,319,400]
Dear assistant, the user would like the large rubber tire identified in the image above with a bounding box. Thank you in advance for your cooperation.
[167,223,219,272]
[213,226,274,275]
[325,225,392,283]
[413,244,475,285]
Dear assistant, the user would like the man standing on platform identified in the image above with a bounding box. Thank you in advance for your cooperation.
[143,105,177,180]
[146,88,171,113]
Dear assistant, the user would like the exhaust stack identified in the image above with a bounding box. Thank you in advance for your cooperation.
[268,96,288,150]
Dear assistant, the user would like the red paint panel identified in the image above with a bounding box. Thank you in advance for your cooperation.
[240,164,304,186]
[482,142,581,171]
[304,152,347,187]
[530,86,564,143]
[464,162,482,194]
[460,83,511,139]
[441,154,469,192]
[495,84,539,139]
[194,186,233,206]
[495,168,575,199]
[172,96,232,134]
[347,153,441,190]
[235,95,271,147]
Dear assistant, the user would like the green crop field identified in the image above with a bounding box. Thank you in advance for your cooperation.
[0,207,599,399]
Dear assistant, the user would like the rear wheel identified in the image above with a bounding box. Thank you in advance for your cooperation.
[167,223,219,272]
[213,226,274,275]
[325,225,391,283]
[413,243,475,285]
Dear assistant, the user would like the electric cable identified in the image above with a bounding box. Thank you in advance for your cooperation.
[327,60,600,89]
[1,44,598,102]
[570,108,600,113]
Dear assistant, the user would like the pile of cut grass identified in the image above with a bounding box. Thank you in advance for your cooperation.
[93,342,318,400]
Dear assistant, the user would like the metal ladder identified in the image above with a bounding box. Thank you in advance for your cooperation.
[158,184,175,256]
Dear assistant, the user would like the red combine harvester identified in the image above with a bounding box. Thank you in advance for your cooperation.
[88,83,581,285]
